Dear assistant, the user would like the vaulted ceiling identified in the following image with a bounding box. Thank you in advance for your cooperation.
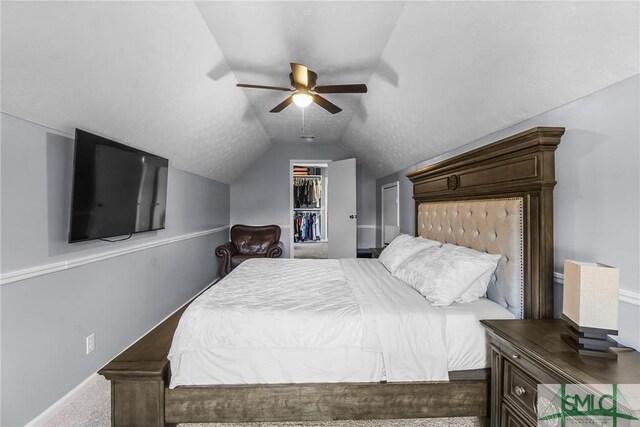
[2,1,638,183]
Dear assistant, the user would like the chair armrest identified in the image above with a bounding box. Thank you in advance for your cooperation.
[215,242,238,277]
[266,241,285,258]
[216,242,238,257]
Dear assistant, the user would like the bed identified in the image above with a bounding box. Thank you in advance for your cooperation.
[99,126,564,426]
[168,258,515,388]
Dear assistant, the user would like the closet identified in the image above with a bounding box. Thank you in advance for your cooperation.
[291,164,328,259]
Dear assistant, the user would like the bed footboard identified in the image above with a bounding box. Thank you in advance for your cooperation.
[99,304,187,427]
[99,300,490,426]
[165,380,489,424]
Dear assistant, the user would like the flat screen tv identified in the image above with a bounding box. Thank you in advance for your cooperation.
[69,129,169,243]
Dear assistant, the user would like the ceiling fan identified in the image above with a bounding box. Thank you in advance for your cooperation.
[236,63,367,114]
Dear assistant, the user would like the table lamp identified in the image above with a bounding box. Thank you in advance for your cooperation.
[562,260,620,358]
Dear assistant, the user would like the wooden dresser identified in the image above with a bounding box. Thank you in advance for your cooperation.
[481,319,640,427]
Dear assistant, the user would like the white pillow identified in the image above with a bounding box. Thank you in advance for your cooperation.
[393,246,500,306]
[441,244,503,303]
[378,234,442,274]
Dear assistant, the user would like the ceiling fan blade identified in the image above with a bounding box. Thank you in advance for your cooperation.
[313,95,342,114]
[314,84,368,94]
[237,83,292,92]
[269,96,294,113]
[290,63,308,88]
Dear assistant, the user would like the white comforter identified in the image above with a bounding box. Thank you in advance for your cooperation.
[168,258,448,384]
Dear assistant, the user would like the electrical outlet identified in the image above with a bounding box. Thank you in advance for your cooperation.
[86,333,95,355]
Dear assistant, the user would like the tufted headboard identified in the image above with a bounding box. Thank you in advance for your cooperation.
[407,127,565,319]
[417,199,524,317]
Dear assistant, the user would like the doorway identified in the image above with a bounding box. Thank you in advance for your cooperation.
[326,158,357,259]
[291,161,329,259]
[381,181,400,245]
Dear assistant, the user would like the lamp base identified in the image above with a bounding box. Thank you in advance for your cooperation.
[561,315,618,359]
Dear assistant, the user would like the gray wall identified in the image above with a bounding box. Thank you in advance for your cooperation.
[376,75,640,350]
[356,163,377,249]
[0,113,231,426]
[230,143,377,257]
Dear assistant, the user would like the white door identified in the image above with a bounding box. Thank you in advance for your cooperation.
[382,183,400,244]
[328,158,357,258]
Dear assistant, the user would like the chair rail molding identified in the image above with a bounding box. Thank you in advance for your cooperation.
[553,271,640,307]
[1,225,230,286]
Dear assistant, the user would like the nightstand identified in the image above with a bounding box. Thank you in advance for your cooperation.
[369,247,385,258]
[481,319,640,427]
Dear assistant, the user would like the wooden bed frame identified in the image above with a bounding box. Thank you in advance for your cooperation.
[99,126,564,426]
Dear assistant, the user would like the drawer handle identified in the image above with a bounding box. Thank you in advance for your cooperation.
[515,385,526,396]
[512,354,520,359]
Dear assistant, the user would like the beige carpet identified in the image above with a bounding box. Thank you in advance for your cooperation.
[294,242,328,259]
[42,376,484,426]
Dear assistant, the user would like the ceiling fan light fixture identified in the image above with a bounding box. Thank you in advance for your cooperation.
[292,92,313,108]
[237,63,367,114]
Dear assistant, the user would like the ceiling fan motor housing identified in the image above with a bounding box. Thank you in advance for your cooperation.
[290,70,318,89]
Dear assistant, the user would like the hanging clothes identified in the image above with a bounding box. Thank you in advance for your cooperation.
[314,214,321,240]
[293,211,322,243]
[293,177,322,209]
[313,181,321,206]
[293,175,323,243]
[310,180,318,205]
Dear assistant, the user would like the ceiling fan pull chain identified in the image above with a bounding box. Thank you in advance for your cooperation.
[301,108,305,134]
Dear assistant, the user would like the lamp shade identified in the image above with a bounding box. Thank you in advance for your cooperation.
[562,260,619,331]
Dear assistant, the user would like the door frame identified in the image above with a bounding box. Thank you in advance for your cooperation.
[380,181,400,245]
[289,160,331,259]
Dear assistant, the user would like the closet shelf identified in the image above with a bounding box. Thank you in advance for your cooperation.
[293,208,322,211]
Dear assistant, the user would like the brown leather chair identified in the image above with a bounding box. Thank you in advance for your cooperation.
[215,224,284,278]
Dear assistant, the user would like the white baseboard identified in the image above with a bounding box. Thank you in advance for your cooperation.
[554,271,640,307]
[25,373,101,426]
[24,277,219,426]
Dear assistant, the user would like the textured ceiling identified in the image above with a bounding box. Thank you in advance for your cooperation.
[1,1,639,183]
[1,1,270,183]
[342,1,640,178]
[195,1,405,145]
